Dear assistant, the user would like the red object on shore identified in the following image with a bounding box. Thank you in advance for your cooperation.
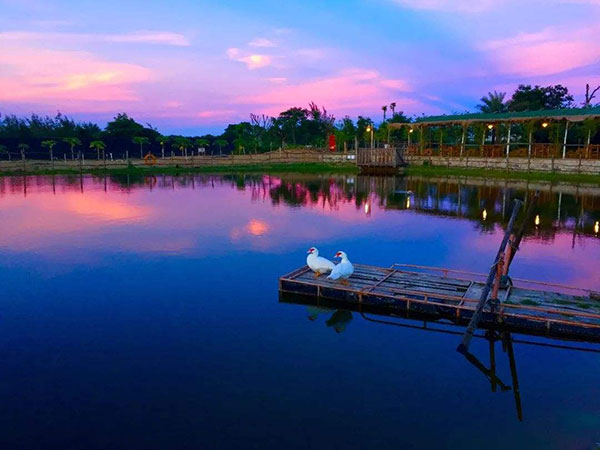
[328,134,336,152]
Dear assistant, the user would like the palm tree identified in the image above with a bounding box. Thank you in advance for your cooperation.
[390,102,396,117]
[41,140,57,163]
[477,91,508,113]
[215,139,227,155]
[89,140,106,160]
[133,136,150,158]
[194,138,209,155]
[62,137,81,160]
[171,137,192,157]
[18,143,29,159]
[382,105,388,122]
[155,135,169,158]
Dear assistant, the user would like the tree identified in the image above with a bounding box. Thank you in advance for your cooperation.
[336,116,356,151]
[508,84,574,111]
[215,139,228,155]
[584,83,600,108]
[89,140,106,160]
[390,102,397,117]
[105,113,145,137]
[278,107,307,146]
[18,143,29,159]
[132,136,150,158]
[382,105,388,122]
[156,135,169,158]
[41,140,57,162]
[477,91,507,113]
[171,137,192,157]
[0,144,9,161]
[194,138,209,155]
[62,137,81,160]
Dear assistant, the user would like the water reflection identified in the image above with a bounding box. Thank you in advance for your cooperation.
[2,173,599,241]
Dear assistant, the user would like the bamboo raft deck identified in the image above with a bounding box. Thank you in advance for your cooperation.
[279,264,600,343]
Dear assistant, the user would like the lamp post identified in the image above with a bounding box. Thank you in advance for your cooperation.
[366,125,374,149]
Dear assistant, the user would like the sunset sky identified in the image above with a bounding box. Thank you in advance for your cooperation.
[1,0,599,134]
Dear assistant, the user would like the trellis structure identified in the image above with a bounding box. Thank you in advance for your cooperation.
[389,107,600,159]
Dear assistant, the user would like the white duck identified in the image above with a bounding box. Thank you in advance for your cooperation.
[327,251,354,283]
[306,247,335,277]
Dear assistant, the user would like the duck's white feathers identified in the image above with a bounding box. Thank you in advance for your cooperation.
[307,249,335,273]
[328,252,354,280]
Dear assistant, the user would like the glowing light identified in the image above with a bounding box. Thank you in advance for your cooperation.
[366,126,372,133]
[245,219,269,236]
[364,202,371,215]
[595,221,599,234]
[535,215,540,226]
[482,209,487,220]
[408,128,414,133]
[406,197,411,209]
[487,124,494,130]
[542,122,549,128]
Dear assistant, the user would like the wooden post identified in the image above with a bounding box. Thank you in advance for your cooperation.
[586,128,591,159]
[505,122,512,172]
[480,127,486,156]
[460,125,466,159]
[527,130,532,173]
[562,121,569,159]
[457,199,522,353]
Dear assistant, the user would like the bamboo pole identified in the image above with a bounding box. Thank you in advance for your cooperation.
[458,199,522,354]
[562,121,569,159]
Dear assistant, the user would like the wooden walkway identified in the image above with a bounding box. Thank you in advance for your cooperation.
[356,147,406,171]
[279,264,600,343]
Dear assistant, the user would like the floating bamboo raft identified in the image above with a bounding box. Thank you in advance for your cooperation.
[279,264,600,343]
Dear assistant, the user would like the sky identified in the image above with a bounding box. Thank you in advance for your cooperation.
[1,0,599,134]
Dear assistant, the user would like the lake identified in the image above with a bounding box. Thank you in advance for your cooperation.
[0,173,599,450]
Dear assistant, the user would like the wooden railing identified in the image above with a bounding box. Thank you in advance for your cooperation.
[356,147,405,168]
[405,143,600,159]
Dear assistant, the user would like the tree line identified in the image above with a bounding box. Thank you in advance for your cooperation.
[0,83,598,159]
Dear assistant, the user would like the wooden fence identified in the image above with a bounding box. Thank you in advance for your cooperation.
[0,149,356,173]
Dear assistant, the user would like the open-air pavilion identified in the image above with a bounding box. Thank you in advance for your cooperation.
[389,107,600,160]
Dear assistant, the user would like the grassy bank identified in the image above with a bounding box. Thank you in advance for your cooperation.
[405,165,600,184]
[0,162,359,177]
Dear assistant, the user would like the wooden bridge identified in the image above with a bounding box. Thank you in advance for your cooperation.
[279,263,600,343]
[356,147,406,172]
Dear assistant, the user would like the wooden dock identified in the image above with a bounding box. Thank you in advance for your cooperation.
[356,147,406,172]
[279,264,600,343]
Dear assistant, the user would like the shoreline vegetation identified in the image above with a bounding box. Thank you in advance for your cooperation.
[1,161,599,185]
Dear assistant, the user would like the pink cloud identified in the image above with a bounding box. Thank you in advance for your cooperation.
[0,30,190,46]
[391,0,500,13]
[480,25,600,76]
[248,37,276,48]
[236,68,417,114]
[226,47,272,69]
[0,45,153,103]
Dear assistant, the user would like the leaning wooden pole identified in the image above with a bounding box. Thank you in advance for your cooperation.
[457,199,523,354]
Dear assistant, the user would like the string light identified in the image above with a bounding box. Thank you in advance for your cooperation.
[408,128,414,133]
[487,124,494,130]
[542,122,549,128]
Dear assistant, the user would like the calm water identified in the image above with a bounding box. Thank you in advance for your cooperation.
[1,173,599,450]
